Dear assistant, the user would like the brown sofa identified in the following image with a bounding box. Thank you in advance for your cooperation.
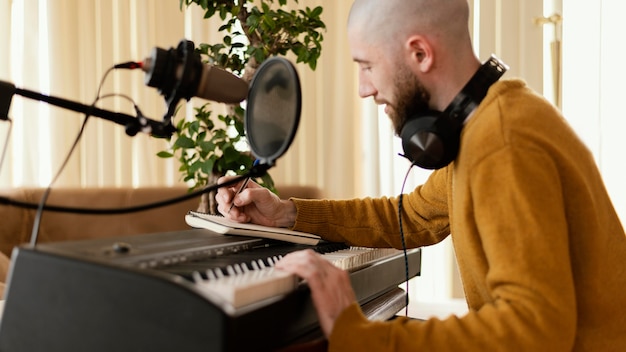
[0,185,322,297]
[0,187,200,257]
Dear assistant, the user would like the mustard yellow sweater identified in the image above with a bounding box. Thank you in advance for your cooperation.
[291,80,626,351]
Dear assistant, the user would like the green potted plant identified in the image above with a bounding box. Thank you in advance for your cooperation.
[158,0,325,214]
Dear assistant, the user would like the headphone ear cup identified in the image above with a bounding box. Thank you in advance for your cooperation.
[400,112,461,169]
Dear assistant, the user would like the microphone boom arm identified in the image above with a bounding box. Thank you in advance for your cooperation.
[1,80,176,138]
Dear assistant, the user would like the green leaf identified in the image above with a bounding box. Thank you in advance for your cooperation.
[189,160,203,174]
[310,6,323,18]
[247,14,259,29]
[199,140,216,152]
[174,136,196,149]
[201,157,216,174]
[219,6,229,21]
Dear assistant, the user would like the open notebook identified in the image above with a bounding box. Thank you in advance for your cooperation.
[185,211,321,245]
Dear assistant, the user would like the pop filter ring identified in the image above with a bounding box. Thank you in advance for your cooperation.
[245,57,302,167]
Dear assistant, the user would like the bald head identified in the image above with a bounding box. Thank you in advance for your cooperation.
[348,0,471,53]
[348,0,480,111]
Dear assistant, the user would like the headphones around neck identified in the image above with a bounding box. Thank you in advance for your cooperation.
[400,55,508,169]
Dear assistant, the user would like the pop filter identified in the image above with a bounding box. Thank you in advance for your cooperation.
[245,57,301,166]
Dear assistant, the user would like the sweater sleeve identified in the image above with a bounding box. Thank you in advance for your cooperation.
[290,168,451,248]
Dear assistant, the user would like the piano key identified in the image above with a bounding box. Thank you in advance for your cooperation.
[193,246,403,309]
[204,270,296,308]
[206,269,216,280]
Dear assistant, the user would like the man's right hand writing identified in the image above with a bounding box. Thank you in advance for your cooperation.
[216,176,297,228]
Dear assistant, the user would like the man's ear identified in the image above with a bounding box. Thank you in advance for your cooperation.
[406,35,434,73]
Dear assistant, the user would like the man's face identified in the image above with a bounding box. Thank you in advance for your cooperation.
[350,29,431,135]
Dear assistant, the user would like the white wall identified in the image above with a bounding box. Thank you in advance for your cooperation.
[562,1,626,225]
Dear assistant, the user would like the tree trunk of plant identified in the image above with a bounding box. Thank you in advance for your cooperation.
[242,56,259,83]
[197,172,221,215]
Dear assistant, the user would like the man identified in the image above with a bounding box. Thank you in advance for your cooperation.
[217,0,626,350]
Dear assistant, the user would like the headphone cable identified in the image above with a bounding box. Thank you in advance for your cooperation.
[398,159,417,316]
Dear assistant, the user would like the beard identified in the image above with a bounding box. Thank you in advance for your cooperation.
[387,64,431,136]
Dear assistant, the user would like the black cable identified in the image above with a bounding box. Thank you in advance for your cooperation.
[0,174,247,215]
[98,92,138,106]
[398,157,417,316]
[95,66,115,100]
[29,107,92,246]
[97,93,147,122]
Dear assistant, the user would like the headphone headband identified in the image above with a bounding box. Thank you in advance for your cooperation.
[443,55,509,123]
[400,55,508,169]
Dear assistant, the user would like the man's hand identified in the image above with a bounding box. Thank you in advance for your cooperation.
[276,249,357,338]
[216,176,296,228]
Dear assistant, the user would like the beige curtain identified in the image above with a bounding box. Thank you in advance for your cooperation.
[0,0,12,187]
[0,0,186,188]
[0,0,363,198]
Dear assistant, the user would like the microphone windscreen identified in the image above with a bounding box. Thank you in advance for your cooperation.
[196,65,248,104]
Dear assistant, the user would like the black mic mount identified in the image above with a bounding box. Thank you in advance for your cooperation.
[144,40,197,125]
[143,39,203,127]
[0,80,176,138]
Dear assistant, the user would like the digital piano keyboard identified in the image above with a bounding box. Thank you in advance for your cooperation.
[0,229,421,352]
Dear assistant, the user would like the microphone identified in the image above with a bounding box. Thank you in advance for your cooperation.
[140,40,248,105]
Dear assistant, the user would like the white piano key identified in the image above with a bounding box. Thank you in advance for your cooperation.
[194,247,403,310]
[234,263,243,275]
[214,269,224,278]
[226,265,235,276]
[195,267,298,309]
[192,271,204,283]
